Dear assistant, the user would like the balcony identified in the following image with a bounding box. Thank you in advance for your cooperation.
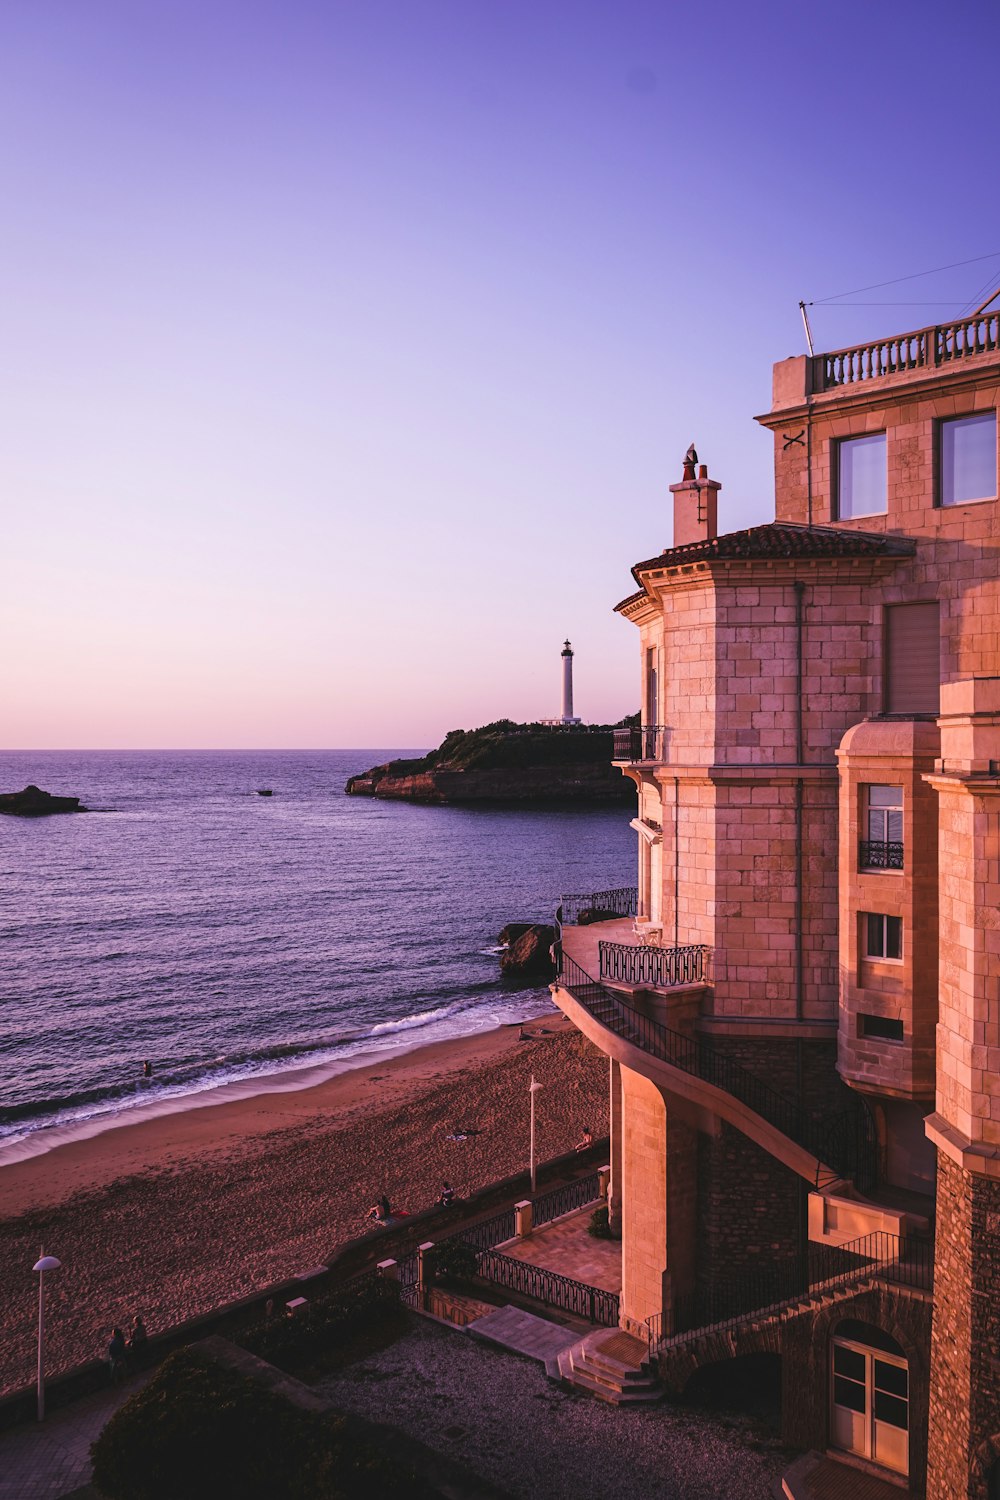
[859,839,904,871]
[812,309,999,392]
[558,887,637,925]
[558,915,710,995]
[612,725,666,763]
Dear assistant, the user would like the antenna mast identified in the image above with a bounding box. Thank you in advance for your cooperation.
[799,301,815,357]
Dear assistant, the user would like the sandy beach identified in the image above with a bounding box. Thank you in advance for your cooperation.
[0,1016,609,1397]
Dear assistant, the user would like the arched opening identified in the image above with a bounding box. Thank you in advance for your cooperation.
[830,1319,909,1478]
[684,1353,782,1432]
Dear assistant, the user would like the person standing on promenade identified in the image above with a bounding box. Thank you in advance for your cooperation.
[108,1328,127,1385]
[128,1314,148,1366]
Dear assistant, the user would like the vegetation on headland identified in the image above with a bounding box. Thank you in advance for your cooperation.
[345,716,638,804]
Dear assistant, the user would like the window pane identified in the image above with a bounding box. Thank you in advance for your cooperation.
[866,913,883,957]
[869,785,902,809]
[834,1376,867,1413]
[873,1391,909,1429]
[941,413,997,506]
[886,810,903,842]
[875,1361,908,1399]
[834,1345,867,1380]
[868,809,887,842]
[886,917,903,960]
[839,434,887,518]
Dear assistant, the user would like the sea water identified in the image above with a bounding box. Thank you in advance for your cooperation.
[0,750,632,1159]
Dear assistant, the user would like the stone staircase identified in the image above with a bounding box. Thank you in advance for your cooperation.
[548,1328,661,1405]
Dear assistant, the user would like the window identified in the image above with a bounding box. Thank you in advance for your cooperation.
[885,602,940,714]
[837,434,887,519]
[859,1013,905,1042]
[861,785,903,869]
[864,913,903,962]
[940,412,997,507]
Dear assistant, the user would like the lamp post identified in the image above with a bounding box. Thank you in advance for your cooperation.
[529,1075,543,1193]
[32,1251,61,1422]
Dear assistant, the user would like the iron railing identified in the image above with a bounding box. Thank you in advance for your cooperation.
[559,887,638,925]
[599,940,710,989]
[556,954,877,1191]
[455,1207,517,1254]
[612,725,667,762]
[812,311,1000,391]
[477,1248,620,1327]
[646,1229,933,1355]
[531,1173,601,1230]
[859,839,904,871]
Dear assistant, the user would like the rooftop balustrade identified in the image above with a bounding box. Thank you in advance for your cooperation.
[813,310,1000,391]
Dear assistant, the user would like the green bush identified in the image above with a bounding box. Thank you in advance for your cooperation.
[425,1241,479,1284]
[91,1348,433,1500]
[587,1206,612,1239]
[241,1275,406,1378]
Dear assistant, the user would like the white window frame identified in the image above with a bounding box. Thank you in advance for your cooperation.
[836,433,888,520]
[939,411,997,508]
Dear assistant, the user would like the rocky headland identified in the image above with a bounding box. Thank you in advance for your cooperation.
[345,719,635,806]
[0,784,87,816]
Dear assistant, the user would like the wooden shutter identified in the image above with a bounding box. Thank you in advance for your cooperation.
[885,603,940,714]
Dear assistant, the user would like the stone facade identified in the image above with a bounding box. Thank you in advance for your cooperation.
[554,314,1000,1496]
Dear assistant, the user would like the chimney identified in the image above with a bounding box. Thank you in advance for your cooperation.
[670,451,721,548]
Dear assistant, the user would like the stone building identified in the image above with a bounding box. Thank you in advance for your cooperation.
[553,309,1000,1497]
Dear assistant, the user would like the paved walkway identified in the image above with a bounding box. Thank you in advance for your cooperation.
[468,1306,581,1364]
[782,1450,912,1499]
[0,1376,150,1500]
[502,1208,621,1293]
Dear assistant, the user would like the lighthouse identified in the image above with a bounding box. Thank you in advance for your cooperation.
[541,639,582,725]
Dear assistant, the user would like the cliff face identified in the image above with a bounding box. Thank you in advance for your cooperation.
[345,720,635,806]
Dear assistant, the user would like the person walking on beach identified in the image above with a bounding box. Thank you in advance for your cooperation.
[108,1327,127,1385]
[128,1314,148,1366]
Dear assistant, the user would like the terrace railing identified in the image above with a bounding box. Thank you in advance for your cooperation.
[612,725,667,762]
[599,940,710,989]
[558,887,638,925]
[646,1229,933,1355]
[813,311,1000,391]
[530,1172,601,1230]
[556,953,877,1192]
[476,1248,620,1327]
[859,839,904,871]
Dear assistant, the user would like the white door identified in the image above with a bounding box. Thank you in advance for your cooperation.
[831,1338,908,1477]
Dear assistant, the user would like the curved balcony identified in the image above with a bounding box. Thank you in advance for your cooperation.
[553,954,876,1193]
[612,725,666,763]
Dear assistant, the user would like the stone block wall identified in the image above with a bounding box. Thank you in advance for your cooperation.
[695,1120,802,1297]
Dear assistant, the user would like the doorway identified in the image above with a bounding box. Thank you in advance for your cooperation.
[830,1323,909,1477]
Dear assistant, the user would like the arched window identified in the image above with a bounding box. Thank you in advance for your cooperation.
[830,1320,909,1478]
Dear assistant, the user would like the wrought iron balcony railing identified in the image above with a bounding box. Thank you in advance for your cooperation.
[558,887,638,925]
[599,940,710,989]
[556,953,877,1193]
[646,1228,933,1354]
[612,725,666,762]
[859,839,904,871]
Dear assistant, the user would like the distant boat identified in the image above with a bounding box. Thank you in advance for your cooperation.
[256,789,274,797]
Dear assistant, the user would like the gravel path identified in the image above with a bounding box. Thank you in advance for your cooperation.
[317,1319,794,1500]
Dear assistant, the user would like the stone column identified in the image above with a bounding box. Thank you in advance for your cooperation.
[609,1058,623,1238]
[923,680,1000,1500]
[618,1064,697,1339]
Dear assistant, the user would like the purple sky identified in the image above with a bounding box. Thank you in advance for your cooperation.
[3,0,998,748]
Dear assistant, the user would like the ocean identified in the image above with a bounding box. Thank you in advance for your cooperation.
[0,750,633,1161]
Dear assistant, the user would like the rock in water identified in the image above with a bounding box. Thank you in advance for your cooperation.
[0,784,86,816]
[500,923,558,980]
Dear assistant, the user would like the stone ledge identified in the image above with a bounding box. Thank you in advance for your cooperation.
[925,1112,1000,1178]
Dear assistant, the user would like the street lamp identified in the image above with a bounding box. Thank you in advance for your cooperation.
[32,1251,61,1422]
[529,1075,543,1193]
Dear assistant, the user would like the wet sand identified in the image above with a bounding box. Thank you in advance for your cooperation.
[0,1017,609,1396]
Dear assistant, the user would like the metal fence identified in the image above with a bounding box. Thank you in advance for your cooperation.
[859,839,904,870]
[598,940,710,989]
[531,1173,601,1230]
[558,888,638,925]
[477,1249,620,1327]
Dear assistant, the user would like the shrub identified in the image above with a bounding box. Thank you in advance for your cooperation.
[425,1241,479,1285]
[90,1347,433,1500]
[240,1275,406,1379]
[587,1206,612,1239]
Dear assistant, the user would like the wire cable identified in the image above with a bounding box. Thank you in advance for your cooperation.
[809,251,1000,305]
